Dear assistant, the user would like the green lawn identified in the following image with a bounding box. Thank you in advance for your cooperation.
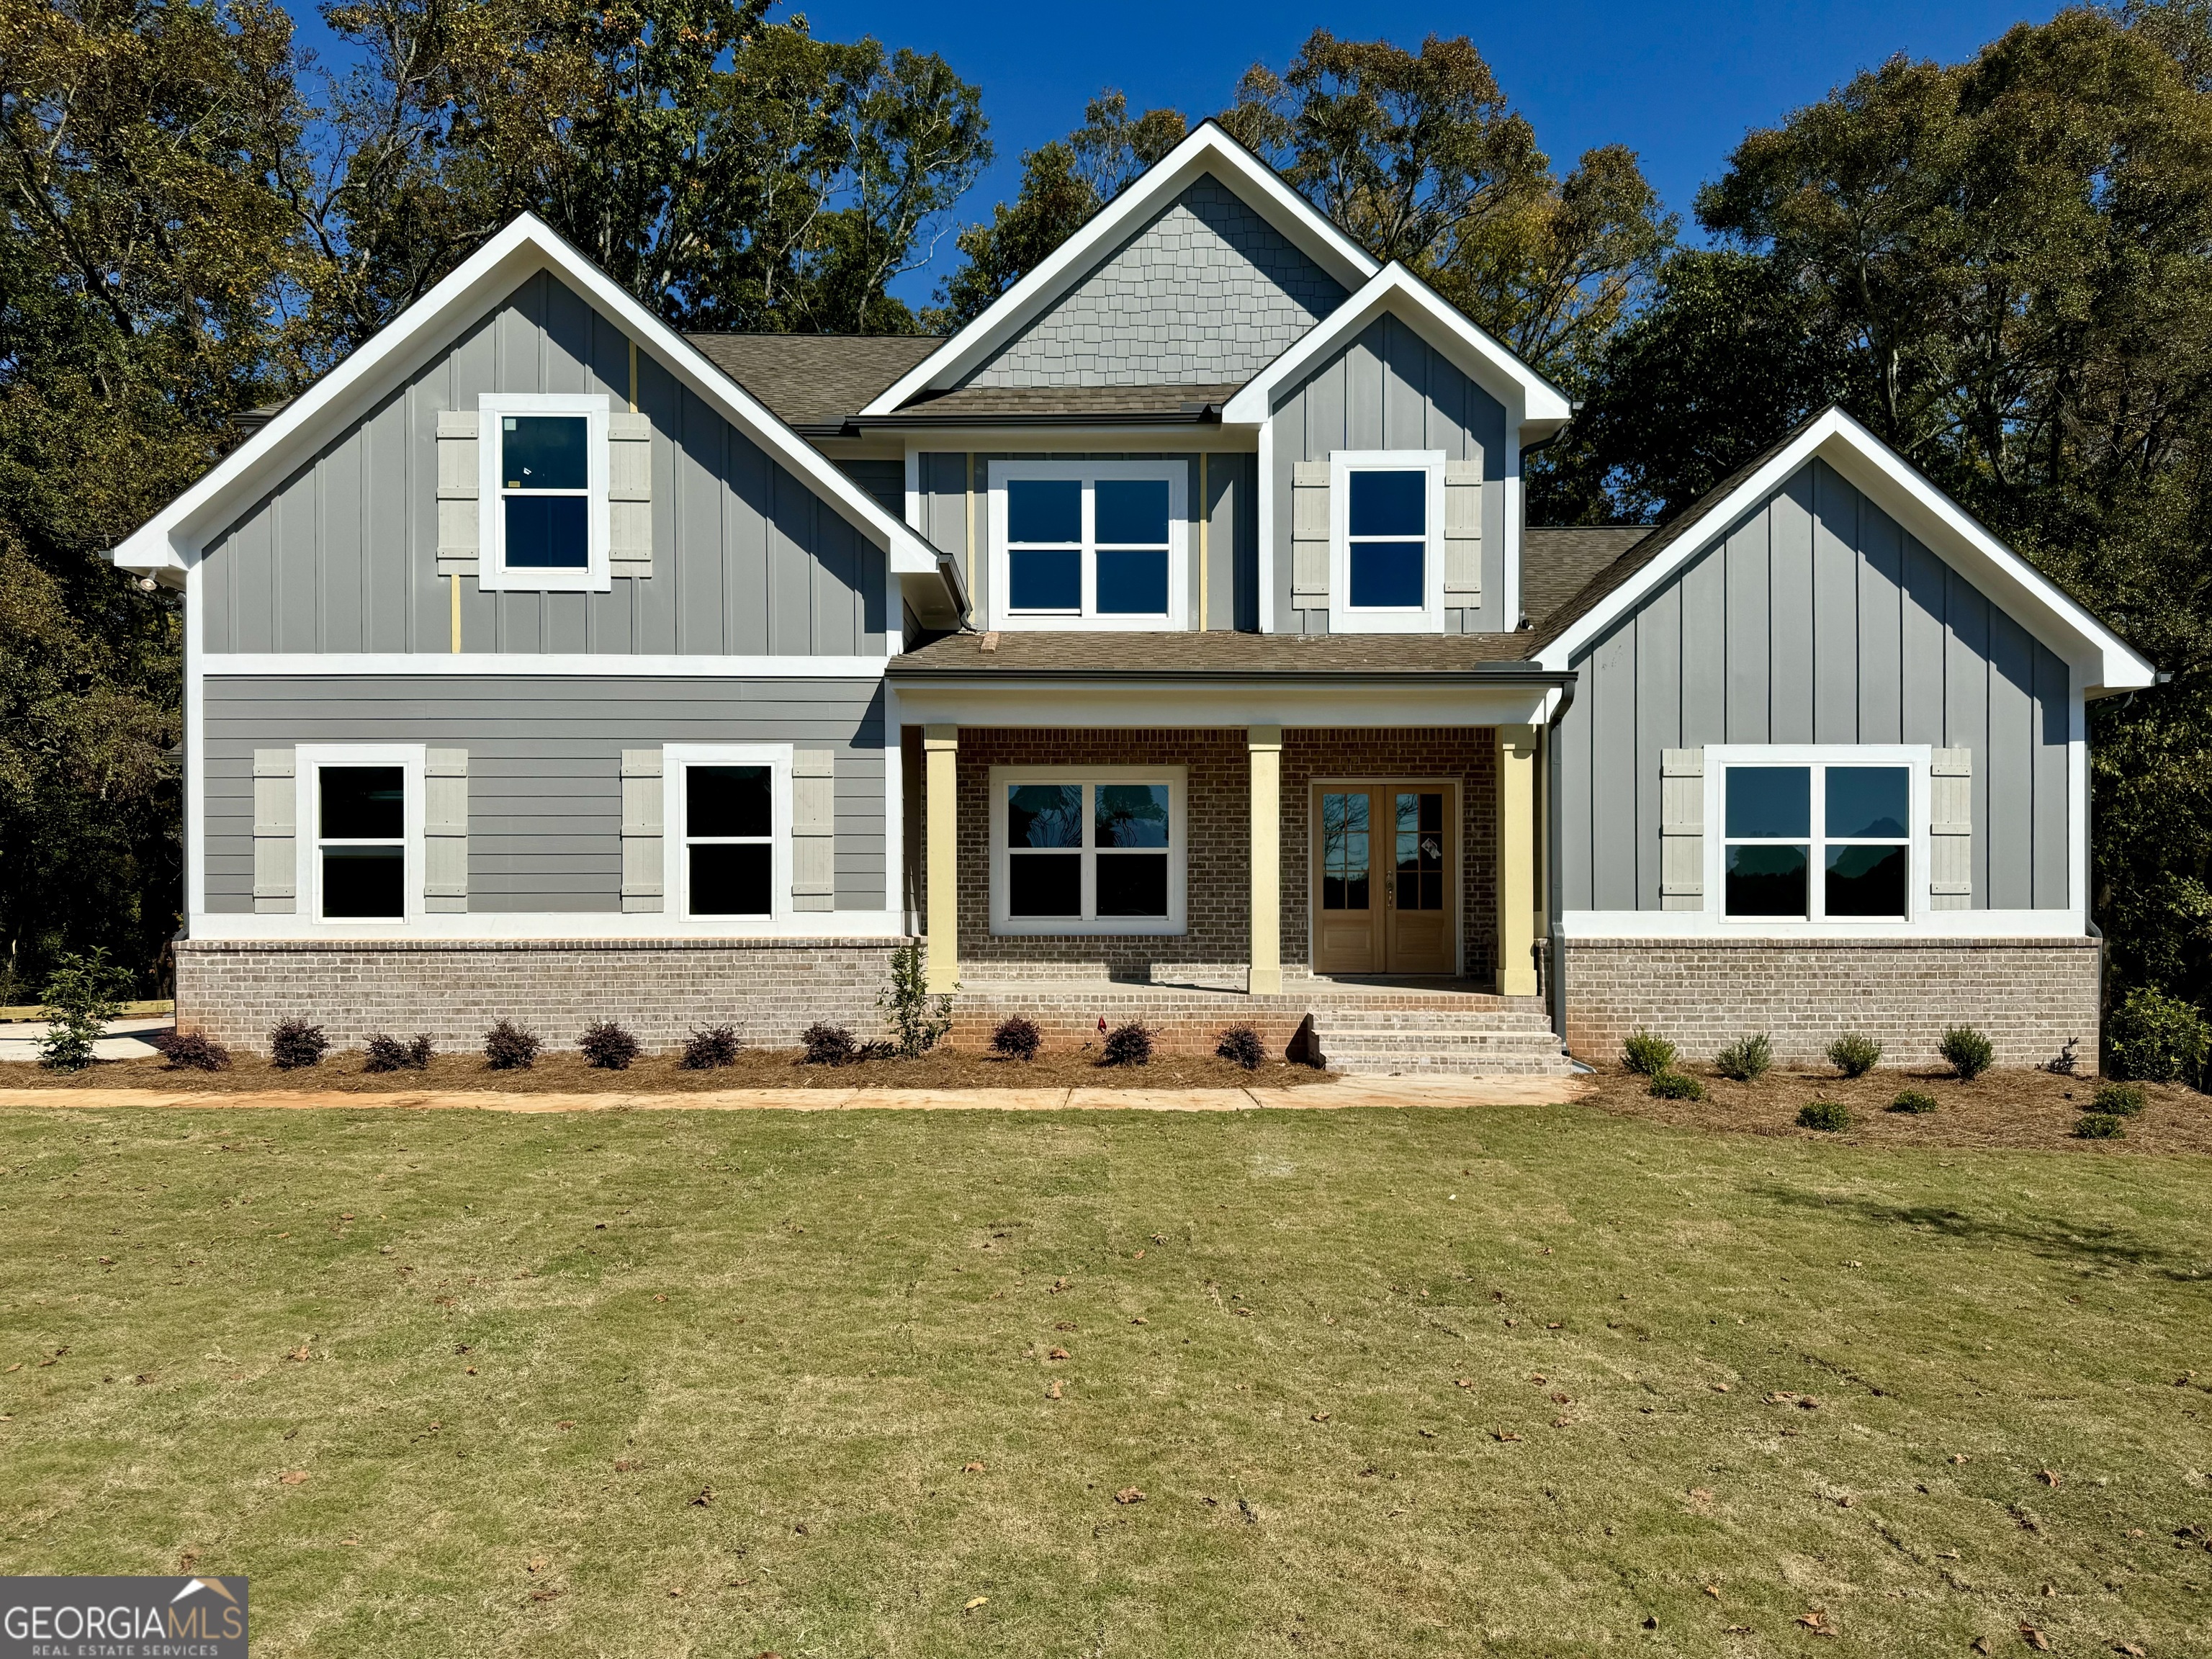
[3,1101,2208,1656]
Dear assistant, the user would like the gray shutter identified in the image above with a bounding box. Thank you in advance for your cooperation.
[1291,461,1328,602]
[1443,460,1482,596]
[1930,747,1973,909]
[621,749,664,913]
[425,748,468,912]
[1660,747,1704,910]
[608,412,652,577]
[252,749,296,914]
[436,410,479,577]
[792,749,836,912]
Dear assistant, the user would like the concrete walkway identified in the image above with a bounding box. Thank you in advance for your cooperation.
[0,1074,1586,1114]
[0,1014,174,1063]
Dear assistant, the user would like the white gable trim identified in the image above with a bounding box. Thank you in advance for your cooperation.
[859,122,1380,416]
[1220,262,1572,432]
[109,214,965,616]
[1533,406,2156,696]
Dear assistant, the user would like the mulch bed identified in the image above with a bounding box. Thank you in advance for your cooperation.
[9,1045,1328,1094]
[1583,1061,2212,1154]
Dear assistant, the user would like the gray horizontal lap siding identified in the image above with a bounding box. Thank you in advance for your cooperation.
[1270,315,1509,635]
[203,675,887,913]
[1556,459,2070,913]
[964,179,1346,387]
[202,270,886,657]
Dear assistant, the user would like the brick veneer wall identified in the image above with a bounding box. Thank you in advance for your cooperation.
[174,938,905,1054]
[1560,936,2101,1068]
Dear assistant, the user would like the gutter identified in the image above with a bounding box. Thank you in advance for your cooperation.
[883,665,1577,688]
[846,404,1227,431]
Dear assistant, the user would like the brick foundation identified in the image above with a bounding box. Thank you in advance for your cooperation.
[1560,935,2101,1068]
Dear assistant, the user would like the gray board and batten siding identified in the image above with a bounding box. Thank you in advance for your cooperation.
[962,179,1347,389]
[916,452,1259,632]
[1555,459,2071,914]
[200,270,889,658]
[203,676,888,913]
[1270,315,1510,636]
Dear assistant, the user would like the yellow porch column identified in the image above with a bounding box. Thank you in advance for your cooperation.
[1495,724,1540,996]
[1248,725,1283,995]
[923,724,959,994]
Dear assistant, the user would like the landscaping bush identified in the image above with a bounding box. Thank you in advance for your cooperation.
[362,1033,433,1073]
[1647,1069,1704,1100]
[1215,1025,1265,1071]
[878,940,953,1058]
[1622,1029,1677,1076]
[1887,1089,1938,1115]
[270,1018,330,1070]
[679,1025,740,1070]
[1938,1025,1995,1082]
[2105,986,2210,1085]
[2092,1082,2147,1118]
[2073,1112,2126,1140]
[1826,1032,1882,1079]
[579,1021,640,1071]
[150,1030,231,1071]
[1100,1022,1156,1067]
[484,1020,540,1071]
[1713,1033,1773,1083]
[802,1023,858,1066]
[1797,1101,1852,1133]
[35,948,132,1072]
[989,1016,1043,1061]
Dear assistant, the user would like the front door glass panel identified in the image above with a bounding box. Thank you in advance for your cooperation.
[1321,792,1371,911]
[1394,791,1445,912]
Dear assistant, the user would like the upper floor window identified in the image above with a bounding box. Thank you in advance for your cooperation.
[989,459,1187,630]
[1713,749,1922,922]
[479,393,611,592]
[1328,450,1444,633]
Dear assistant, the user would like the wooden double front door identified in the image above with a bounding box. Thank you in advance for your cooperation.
[1311,783,1457,975]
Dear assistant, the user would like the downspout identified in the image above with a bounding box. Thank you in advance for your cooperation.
[1542,675,1578,1056]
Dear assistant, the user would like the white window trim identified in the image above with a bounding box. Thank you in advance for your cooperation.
[989,765,1186,936]
[663,743,793,926]
[987,458,1188,631]
[295,743,427,927]
[478,392,613,593]
[1704,744,1933,932]
[1328,449,1445,634]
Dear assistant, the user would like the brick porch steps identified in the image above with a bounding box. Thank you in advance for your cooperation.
[1306,1008,1576,1077]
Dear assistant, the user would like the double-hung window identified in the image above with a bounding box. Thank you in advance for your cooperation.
[1329,449,1444,632]
[1711,747,1925,922]
[991,460,1187,629]
[479,393,611,591]
[665,745,791,923]
[990,767,1185,935]
[297,744,424,924]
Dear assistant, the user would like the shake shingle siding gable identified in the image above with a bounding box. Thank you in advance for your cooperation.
[963,179,1348,388]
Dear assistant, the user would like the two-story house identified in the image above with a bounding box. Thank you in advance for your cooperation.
[114,123,2153,1071]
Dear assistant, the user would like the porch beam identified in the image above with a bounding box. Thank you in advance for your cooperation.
[924,724,959,994]
[1496,724,1539,996]
[1248,724,1283,994]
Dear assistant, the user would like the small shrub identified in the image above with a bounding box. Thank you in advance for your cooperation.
[2105,986,2210,1084]
[989,1016,1043,1061]
[1713,1033,1773,1083]
[35,948,132,1072]
[1938,1025,1995,1082]
[801,1023,858,1066]
[364,1033,412,1072]
[1100,1022,1156,1067]
[1797,1100,1852,1133]
[579,1020,640,1071]
[878,940,954,1059]
[1622,1029,1677,1076]
[1647,1069,1704,1101]
[679,1025,740,1070]
[2092,1082,2147,1118]
[1887,1088,1938,1115]
[484,1020,540,1071]
[2045,1037,2080,1076]
[1826,1032,1882,1079]
[270,1018,331,1070]
[150,1030,231,1071]
[1215,1025,1265,1071]
[2073,1112,2126,1140]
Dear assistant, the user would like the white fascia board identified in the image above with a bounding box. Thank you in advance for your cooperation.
[890,677,1557,729]
[203,653,892,678]
[110,213,959,598]
[1221,264,1573,430]
[858,122,1380,415]
[1532,406,2157,693]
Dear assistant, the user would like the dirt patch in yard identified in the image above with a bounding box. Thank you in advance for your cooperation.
[1583,1061,2212,1154]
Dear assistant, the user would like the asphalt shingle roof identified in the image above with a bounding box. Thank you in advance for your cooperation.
[685,333,943,429]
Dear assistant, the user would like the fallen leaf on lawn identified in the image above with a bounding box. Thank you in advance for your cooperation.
[1689,1488,1714,1505]
[1051,1277,1069,1292]
[688,1487,713,1506]
[1838,1495,1856,1509]
[613,1460,636,1472]
[277,1470,307,1485]
[287,1346,310,1362]
[1045,1380,1062,1400]
[653,1294,666,1304]
[1529,1373,1547,1383]
[1310,1411,1331,1422]
[1951,1454,1970,1465]
[2037,1470,2060,1488]
[1546,1322,1563,1330]
[963,1461,986,1473]
[1130,1316,1148,1325]
[465,1366,477,1375]
[1454,1378,1477,1388]
[1053,1321,1076,1332]
[1971,1640,1991,1656]
[1703,1585,1720,1599]
[1114,1488,1144,1505]
[528,1557,548,1573]
[1551,1393,1571,1405]
[529,1588,563,1603]
[341,1539,357,1547]
[1552,1416,1572,1428]
[963,1597,988,1613]
[1493,1427,1522,1442]
[1711,1382,1731,1393]
[1047,1347,1070,1361]
[1796,1609,1828,1631]
[1418,1429,1437,1439]
[555,1421,575,1431]
[2114,1643,2147,1656]
[1503,1317,1517,1327]
[2,1364,16,1373]
[1132,1249,1144,1259]
[1725,1626,1751,1635]
[1798,1397,1820,1410]
[2021,1626,2051,1652]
